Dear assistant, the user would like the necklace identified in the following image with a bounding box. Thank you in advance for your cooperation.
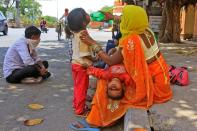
[107,100,120,112]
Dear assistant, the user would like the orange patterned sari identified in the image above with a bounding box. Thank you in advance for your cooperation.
[86,34,172,127]
[86,5,172,127]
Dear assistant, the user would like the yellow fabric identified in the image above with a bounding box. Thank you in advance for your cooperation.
[120,5,149,39]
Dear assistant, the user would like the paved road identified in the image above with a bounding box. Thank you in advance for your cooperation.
[1,28,197,131]
[0,28,123,131]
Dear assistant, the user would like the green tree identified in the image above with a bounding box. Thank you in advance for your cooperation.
[1,0,42,25]
[0,0,15,13]
[100,6,113,13]
[35,16,57,27]
[20,0,42,23]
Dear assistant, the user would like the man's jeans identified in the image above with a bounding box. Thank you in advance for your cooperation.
[6,61,49,83]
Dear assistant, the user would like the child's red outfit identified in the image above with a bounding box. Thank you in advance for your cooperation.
[72,64,89,114]
[87,64,132,86]
[71,31,93,115]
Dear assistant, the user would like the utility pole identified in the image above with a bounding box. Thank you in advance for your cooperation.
[32,0,35,24]
[57,0,59,20]
[15,0,20,27]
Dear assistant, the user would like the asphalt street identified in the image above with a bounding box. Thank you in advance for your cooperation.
[0,28,197,131]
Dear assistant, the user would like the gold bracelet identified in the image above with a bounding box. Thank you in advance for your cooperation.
[91,44,103,54]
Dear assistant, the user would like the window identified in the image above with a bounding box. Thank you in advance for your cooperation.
[0,12,6,20]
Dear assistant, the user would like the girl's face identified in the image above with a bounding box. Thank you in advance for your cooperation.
[107,78,124,100]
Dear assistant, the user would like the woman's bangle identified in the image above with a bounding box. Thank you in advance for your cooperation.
[97,50,104,55]
[91,44,103,54]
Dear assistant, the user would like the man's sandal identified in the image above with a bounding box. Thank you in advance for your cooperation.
[86,95,93,102]
[68,119,100,131]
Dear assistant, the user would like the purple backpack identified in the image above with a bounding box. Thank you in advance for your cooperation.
[169,65,189,86]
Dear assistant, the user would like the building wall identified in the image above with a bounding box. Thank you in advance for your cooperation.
[180,5,195,39]
[113,1,124,15]
[193,4,197,38]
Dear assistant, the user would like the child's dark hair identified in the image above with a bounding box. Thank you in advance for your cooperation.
[25,25,41,39]
[67,8,88,32]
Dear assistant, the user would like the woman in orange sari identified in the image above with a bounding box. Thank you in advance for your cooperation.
[69,5,172,130]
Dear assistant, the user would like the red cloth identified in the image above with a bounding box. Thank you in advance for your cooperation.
[87,65,133,86]
[72,64,89,114]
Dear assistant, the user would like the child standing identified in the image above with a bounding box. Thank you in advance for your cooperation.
[67,8,94,116]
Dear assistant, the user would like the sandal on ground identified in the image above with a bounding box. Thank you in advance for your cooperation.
[86,95,93,102]
[84,105,91,111]
[68,119,100,131]
[21,77,43,84]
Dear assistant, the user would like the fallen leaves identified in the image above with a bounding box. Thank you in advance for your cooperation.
[28,104,44,110]
[24,119,44,126]
[23,103,45,126]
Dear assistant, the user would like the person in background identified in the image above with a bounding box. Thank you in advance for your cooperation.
[60,8,72,40]
[3,26,51,84]
[108,0,136,57]
[40,17,47,33]
[60,8,69,24]
[67,8,97,117]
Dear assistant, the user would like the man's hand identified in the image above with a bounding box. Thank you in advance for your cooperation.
[39,67,48,76]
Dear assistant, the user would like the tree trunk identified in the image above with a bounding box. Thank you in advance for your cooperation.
[159,0,182,43]
[172,4,181,42]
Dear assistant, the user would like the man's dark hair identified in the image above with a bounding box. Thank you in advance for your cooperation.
[25,25,41,39]
[67,8,88,32]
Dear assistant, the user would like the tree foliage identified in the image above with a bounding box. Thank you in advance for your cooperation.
[0,0,15,11]
[1,0,43,26]
[42,16,57,27]
[20,0,42,23]
[100,6,113,13]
